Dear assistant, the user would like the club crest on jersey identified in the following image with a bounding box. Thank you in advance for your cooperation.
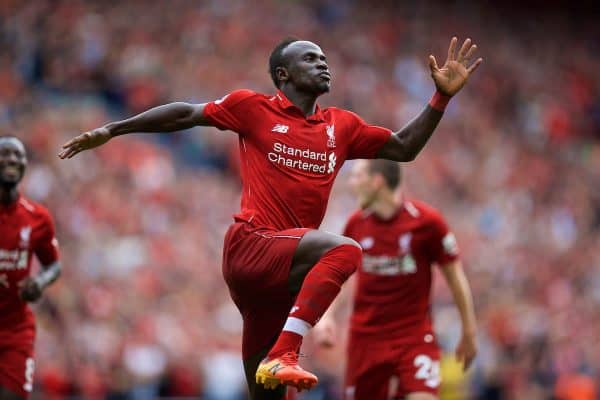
[360,237,374,250]
[20,226,31,248]
[325,124,336,148]
[399,233,416,273]
[399,233,412,254]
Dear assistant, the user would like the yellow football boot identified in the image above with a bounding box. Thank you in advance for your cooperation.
[255,352,318,391]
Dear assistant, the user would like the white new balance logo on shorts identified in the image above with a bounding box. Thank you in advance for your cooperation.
[272,124,289,133]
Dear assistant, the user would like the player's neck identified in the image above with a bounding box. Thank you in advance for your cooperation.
[0,185,19,206]
[280,86,318,116]
[370,192,400,220]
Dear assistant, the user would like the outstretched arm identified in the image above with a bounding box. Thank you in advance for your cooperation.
[376,37,482,161]
[440,260,478,371]
[108,102,210,135]
[59,102,209,159]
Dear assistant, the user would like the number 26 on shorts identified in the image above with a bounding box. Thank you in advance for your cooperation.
[414,354,440,388]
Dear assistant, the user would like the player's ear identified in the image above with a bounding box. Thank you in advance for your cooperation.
[276,66,289,85]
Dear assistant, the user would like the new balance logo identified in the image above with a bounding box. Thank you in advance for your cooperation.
[268,363,284,375]
[20,226,31,247]
[272,124,289,134]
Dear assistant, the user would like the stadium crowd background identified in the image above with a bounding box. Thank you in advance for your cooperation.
[1,0,598,399]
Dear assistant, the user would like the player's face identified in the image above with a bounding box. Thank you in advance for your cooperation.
[0,138,27,186]
[349,160,379,209]
[282,41,331,95]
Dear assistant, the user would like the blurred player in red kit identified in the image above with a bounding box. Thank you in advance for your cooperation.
[0,136,61,400]
[314,159,477,400]
[59,36,482,399]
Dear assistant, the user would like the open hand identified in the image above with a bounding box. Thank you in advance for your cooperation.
[58,126,112,159]
[429,37,482,97]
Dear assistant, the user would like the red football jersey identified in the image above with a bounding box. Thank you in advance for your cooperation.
[203,90,392,230]
[343,200,459,342]
[0,195,59,345]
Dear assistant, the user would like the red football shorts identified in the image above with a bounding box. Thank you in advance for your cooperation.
[345,334,441,399]
[0,341,35,399]
[222,222,310,360]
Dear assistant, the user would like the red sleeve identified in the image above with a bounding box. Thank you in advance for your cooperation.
[35,211,59,266]
[342,211,360,240]
[428,212,459,267]
[202,89,257,135]
[345,111,393,160]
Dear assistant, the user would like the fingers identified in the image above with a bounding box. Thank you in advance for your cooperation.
[456,348,464,361]
[456,38,472,63]
[58,133,88,159]
[60,144,85,159]
[463,44,478,63]
[456,348,476,371]
[61,136,80,149]
[467,57,483,74]
[463,354,475,371]
[446,36,458,63]
[428,55,439,73]
[58,146,80,159]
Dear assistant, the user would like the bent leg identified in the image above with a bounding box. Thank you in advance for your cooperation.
[267,231,361,358]
[222,223,308,360]
[223,223,362,392]
[288,230,360,292]
[222,223,314,394]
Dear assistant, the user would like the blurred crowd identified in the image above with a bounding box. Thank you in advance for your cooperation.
[1,0,599,399]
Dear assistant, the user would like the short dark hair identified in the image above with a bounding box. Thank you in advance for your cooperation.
[269,37,300,88]
[368,159,402,189]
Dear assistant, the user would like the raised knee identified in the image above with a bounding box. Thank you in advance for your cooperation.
[340,236,362,251]
[326,241,362,275]
[325,235,361,253]
[333,242,362,260]
[294,231,362,271]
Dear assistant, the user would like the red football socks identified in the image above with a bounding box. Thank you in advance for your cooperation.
[267,244,362,359]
